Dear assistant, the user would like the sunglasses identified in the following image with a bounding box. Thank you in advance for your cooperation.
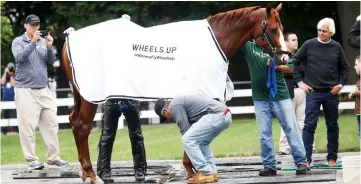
[317,29,328,33]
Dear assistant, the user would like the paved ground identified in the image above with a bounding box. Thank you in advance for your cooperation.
[1,152,359,184]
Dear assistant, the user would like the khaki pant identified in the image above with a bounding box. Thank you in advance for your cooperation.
[279,88,315,153]
[15,87,60,163]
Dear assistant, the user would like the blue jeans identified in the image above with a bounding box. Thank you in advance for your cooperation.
[182,112,232,174]
[303,91,339,162]
[254,99,306,169]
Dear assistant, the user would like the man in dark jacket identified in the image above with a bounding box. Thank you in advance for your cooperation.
[348,15,360,55]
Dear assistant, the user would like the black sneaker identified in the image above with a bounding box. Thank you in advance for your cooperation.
[99,171,114,183]
[296,164,307,175]
[259,167,277,176]
[135,168,145,181]
[277,151,289,155]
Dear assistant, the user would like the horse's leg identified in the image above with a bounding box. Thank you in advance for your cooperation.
[72,93,99,183]
[68,88,89,182]
[183,151,195,179]
[62,43,101,183]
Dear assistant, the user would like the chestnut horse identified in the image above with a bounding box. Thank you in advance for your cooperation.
[62,3,286,183]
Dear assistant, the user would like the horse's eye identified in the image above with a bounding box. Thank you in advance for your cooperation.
[271,28,278,34]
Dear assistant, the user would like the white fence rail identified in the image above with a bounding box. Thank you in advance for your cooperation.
[0,85,356,128]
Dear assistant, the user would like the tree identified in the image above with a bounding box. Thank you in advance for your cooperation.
[1,1,14,70]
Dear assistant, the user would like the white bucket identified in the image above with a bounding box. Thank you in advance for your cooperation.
[342,155,361,184]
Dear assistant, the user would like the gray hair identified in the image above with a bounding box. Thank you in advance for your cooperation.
[317,17,336,36]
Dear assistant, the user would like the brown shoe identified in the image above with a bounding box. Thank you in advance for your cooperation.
[186,173,195,179]
[187,172,214,184]
[213,173,219,182]
[328,160,337,167]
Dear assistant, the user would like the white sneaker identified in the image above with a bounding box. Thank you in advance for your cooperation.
[47,159,69,168]
[27,160,44,170]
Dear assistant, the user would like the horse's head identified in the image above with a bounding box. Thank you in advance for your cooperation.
[252,3,288,59]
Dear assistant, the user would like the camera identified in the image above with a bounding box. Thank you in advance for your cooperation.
[39,30,49,38]
[8,67,15,73]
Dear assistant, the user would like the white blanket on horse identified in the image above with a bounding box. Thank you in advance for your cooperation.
[67,18,228,103]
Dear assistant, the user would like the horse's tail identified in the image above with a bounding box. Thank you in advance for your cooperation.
[62,41,81,115]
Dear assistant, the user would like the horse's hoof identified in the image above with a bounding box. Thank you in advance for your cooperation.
[78,168,88,182]
[90,176,104,184]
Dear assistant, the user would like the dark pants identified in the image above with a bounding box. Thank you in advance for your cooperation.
[303,91,339,162]
[97,99,147,175]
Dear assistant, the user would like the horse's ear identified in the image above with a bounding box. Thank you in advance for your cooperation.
[266,4,272,15]
[276,3,282,12]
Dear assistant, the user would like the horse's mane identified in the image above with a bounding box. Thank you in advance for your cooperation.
[207,6,261,27]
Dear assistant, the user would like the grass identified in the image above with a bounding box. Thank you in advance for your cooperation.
[1,115,360,165]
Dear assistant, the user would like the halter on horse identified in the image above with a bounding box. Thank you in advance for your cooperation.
[62,3,286,184]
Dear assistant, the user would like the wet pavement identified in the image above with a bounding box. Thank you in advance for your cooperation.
[1,152,359,184]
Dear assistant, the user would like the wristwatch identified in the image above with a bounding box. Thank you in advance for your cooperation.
[338,84,343,89]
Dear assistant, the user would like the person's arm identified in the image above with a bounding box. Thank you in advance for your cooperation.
[348,20,360,48]
[355,79,360,97]
[276,65,293,73]
[268,56,293,73]
[337,45,350,86]
[63,27,75,35]
[11,38,37,63]
[9,75,15,86]
[292,42,308,83]
[276,56,294,73]
[170,105,191,135]
[354,89,360,97]
[1,68,9,85]
[46,47,55,65]
[45,34,55,65]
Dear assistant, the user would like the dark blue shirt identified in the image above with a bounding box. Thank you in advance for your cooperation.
[293,38,349,89]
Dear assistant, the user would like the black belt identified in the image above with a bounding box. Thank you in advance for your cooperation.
[313,88,331,92]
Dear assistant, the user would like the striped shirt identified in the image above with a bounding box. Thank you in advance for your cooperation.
[11,33,55,88]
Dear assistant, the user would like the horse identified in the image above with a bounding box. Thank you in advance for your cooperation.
[61,3,286,183]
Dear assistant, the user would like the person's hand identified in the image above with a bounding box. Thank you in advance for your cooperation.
[31,31,41,43]
[63,27,75,35]
[348,88,357,99]
[45,34,54,48]
[267,59,271,67]
[4,67,9,74]
[121,14,131,21]
[298,81,313,93]
[280,54,289,64]
[330,85,341,95]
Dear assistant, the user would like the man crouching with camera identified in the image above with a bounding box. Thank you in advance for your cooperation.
[11,14,68,170]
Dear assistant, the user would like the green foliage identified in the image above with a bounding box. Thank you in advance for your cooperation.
[1,1,14,70]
